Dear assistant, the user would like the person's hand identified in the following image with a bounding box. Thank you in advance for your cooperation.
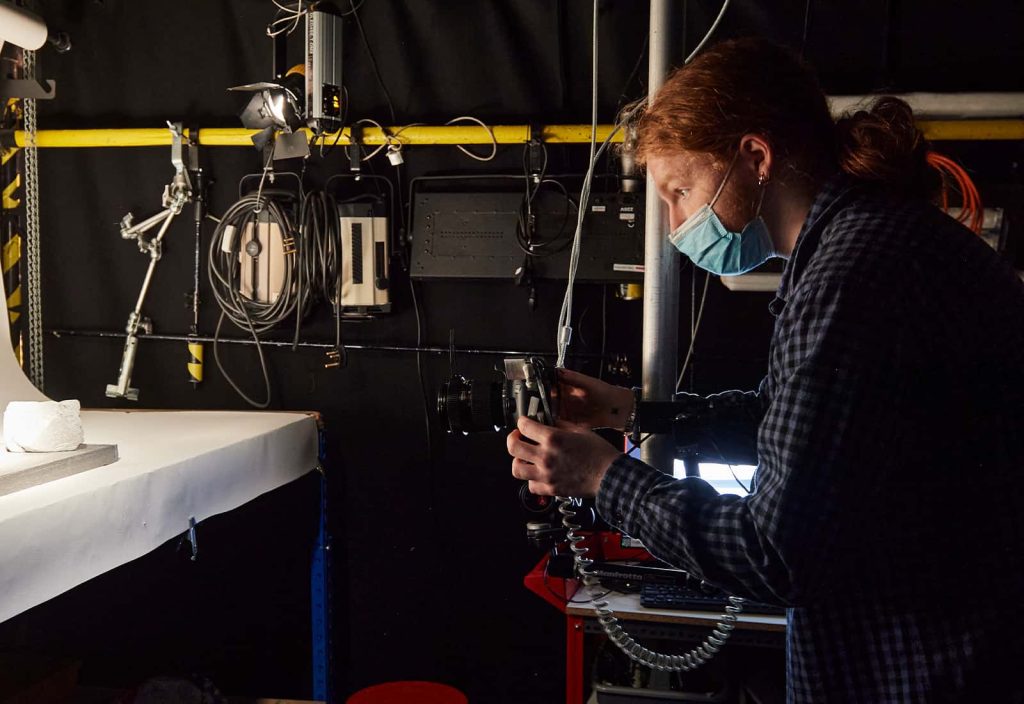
[557,368,635,431]
[507,416,623,497]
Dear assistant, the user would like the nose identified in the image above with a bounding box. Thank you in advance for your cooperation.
[666,202,686,231]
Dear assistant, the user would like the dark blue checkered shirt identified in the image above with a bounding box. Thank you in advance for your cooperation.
[596,173,1024,702]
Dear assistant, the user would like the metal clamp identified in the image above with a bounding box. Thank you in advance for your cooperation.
[187,516,198,561]
[106,122,194,400]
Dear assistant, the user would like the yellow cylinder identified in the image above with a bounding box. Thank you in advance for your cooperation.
[187,341,203,385]
[619,283,643,301]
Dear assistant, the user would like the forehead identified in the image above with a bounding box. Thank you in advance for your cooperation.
[646,150,721,185]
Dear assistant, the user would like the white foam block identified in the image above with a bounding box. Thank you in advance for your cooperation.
[4,400,84,453]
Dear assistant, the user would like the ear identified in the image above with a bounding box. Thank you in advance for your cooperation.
[738,134,773,184]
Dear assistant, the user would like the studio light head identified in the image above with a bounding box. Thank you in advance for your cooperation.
[228,1,344,136]
[230,68,306,132]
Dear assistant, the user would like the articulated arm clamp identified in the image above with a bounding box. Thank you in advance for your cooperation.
[106,122,194,400]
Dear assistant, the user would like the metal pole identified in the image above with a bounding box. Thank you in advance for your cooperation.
[641,0,678,471]
[48,328,612,358]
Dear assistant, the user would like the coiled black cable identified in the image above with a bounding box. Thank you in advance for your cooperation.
[295,190,337,346]
[208,194,299,408]
[209,188,353,406]
[295,190,346,362]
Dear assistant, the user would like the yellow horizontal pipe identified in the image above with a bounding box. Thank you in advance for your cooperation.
[8,125,620,148]
[7,120,1021,148]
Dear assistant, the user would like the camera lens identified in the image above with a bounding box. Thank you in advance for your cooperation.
[437,375,505,433]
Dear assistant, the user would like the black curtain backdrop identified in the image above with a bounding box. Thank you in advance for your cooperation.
[1,1,1022,701]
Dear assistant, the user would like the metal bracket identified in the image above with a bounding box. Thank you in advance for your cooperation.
[349,124,362,177]
[527,124,545,181]
[187,516,198,561]
[166,121,193,197]
[0,79,55,100]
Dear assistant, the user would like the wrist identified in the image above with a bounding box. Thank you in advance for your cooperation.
[606,386,637,431]
[621,387,641,435]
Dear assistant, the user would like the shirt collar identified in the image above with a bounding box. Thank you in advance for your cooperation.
[769,171,859,315]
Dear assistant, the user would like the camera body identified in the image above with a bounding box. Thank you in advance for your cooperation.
[438,357,558,433]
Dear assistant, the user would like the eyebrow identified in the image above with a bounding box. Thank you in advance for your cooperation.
[665,179,693,192]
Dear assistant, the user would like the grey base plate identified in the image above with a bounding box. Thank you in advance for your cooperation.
[0,444,119,498]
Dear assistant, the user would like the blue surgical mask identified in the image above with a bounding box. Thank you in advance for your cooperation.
[668,156,776,276]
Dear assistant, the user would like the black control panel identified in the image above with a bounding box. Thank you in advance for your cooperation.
[410,191,644,282]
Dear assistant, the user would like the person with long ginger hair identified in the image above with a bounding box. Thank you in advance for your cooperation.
[507,38,1024,702]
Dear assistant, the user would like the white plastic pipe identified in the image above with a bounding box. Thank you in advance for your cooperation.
[829,92,1024,119]
[0,1,48,54]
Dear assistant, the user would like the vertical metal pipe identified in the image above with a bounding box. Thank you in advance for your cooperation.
[641,0,679,470]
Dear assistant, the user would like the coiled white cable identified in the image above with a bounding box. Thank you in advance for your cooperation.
[557,496,744,671]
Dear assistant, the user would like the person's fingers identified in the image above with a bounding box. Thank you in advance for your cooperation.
[506,429,543,463]
[512,457,542,481]
[528,480,556,496]
[514,457,551,485]
[517,415,555,442]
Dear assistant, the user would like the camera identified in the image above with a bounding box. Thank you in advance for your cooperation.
[437,357,558,433]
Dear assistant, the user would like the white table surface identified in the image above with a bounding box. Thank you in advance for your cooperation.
[0,408,319,623]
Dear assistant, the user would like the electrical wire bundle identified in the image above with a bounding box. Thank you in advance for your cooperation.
[927,151,985,234]
[295,189,347,361]
[208,194,302,408]
[209,186,356,406]
[266,0,307,37]
[515,143,577,258]
[266,0,366,37]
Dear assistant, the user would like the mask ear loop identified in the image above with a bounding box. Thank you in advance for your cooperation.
[708,151,741,209]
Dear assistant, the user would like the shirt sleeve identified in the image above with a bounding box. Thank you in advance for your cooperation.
[596,278,905,605]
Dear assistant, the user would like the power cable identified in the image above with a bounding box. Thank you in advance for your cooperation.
[800,0,813,58]
[208,194,301,408]
[706,433,753,494]
[409,278,432,464]
[676,270,710,391]
[445,116,498,162]
[684,0,731,64]
[349,0,396,123]
[555,0,602,368]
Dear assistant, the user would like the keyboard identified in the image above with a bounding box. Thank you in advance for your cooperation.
[639,581,786,615]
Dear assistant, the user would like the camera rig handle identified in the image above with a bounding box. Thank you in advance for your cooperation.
[504,357,556,426]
